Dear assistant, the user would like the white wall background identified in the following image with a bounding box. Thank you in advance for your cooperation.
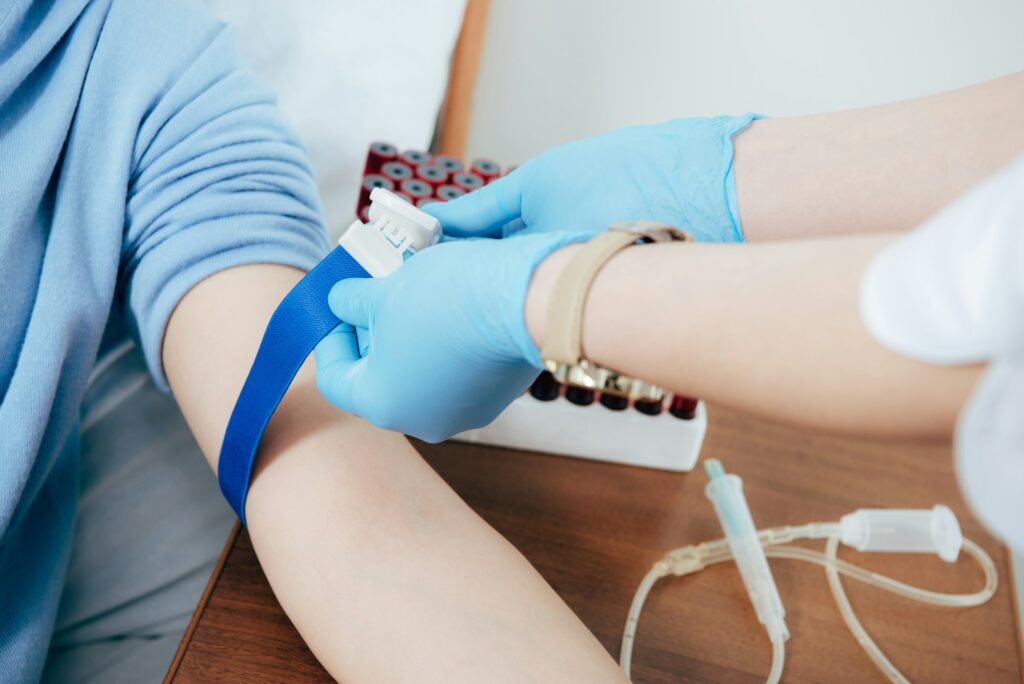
[466,0,1024,165]
[205,0,466,238]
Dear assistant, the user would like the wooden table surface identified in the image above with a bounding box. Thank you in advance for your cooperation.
[166,404,1023,683]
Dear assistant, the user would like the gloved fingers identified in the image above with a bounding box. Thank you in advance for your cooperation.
[501,218,527,238]
[314,324,362,410]
[355,325,371,358]
[421,169,524,238]
[327,278,380,329]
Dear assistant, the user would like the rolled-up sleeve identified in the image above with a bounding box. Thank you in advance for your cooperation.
[119,21,330,392]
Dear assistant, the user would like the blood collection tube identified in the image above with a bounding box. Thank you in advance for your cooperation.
[400,149,432,168]
[415,164,448,188]
[400,179,433,202]
[416,197,436,208]
[599,393,628,411]
[634,398,664,416]
[669,395,698,420]
[434,155,463,177]
[381,161,413,186]
[565,386,595,406]
[357,174,394,214]
[528,371,561,401]
[358,205,370,223]
[453,172,484,193]
[435,185,466,202]
[364,141,397,175]
[470,158,501,184]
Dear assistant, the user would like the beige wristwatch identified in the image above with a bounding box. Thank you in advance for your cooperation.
[540,221,690,401]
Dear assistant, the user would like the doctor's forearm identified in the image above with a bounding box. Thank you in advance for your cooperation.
[733,71,1024,241]
[526,236,981,437]
[163,264,627,683]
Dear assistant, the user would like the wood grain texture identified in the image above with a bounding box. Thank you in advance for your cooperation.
[169,404,1023,683]
[164,522,241,684]
[435,0,490,158]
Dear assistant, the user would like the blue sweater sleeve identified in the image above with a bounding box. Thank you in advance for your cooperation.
[119,14,330,392]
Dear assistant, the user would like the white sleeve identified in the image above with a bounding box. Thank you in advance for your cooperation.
[859,154,1024,553]
[859,155,1024,365]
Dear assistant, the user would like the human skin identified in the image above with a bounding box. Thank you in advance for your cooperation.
[525,235,981,437]
[735,72,1024,241]
[163,264,629,683]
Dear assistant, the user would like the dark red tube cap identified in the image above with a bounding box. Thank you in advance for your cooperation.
[400,178,433,200]
[416,164,448,187]
[470,158,501,183]
[365,141,398,175]
[381,161,413,184]
[453,172,484,193]
[435,185,466,202]
[434,155,463,176]
[400,149,432,168]
[669,395,698,420]
[357,174,394,214]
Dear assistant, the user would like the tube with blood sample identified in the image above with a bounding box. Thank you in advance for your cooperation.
[599,393,629,411]
[669,395,698,420]
[364,141,398,175]
[416,164,448,188]
[400,149,432,168]
[529,371,561,401]
[434,154,463,177]
[634,398,663,416]
[357,175,394,215]
[435,185,466,202]
[565,386,595,406]
[470,158,501,184]
[400,178,433,203]
[453,171,484,194]
[381,161,413,186]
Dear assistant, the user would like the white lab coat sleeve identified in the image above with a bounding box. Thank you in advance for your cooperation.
[860,155,1024,365]
[859,154,1024,552]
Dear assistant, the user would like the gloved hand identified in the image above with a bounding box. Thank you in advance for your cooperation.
[423,114,760,243]
[314,232,588,442]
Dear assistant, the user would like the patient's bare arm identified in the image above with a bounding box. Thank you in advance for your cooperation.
[163,263,628,683]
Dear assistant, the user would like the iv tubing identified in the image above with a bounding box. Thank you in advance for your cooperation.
[620,524,996,682]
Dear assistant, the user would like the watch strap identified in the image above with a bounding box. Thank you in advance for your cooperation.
[540,222,688,399]
[541,229,640,366]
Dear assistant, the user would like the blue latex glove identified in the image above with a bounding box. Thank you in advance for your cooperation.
[423,114,761,243]
[314,232,587,442]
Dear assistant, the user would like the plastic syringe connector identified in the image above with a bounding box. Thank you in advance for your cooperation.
[338,187,442,277]
[704,459,789,643]
[839,505,962,562]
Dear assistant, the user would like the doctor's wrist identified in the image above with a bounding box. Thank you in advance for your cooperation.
[524,243,581,360]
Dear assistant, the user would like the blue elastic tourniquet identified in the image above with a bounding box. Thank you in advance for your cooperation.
[218,245,370,525]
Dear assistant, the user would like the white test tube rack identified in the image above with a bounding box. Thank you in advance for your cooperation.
[453,393,707,472]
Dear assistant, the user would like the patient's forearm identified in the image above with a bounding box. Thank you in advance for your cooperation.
[526,236,981,437]
[734,71,1024,240]
[164,264,626,683]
